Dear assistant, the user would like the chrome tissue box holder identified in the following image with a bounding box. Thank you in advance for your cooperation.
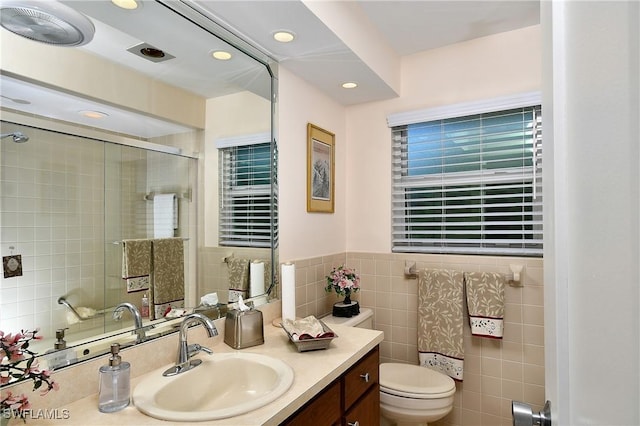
[224,308,265,349]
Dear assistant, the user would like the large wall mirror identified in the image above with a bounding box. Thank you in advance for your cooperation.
[0,0,277,369]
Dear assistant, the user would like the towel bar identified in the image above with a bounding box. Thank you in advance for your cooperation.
[144,189,192,202]
[112,237,189,245]
[58,296,103,322]
[403,263,524,286]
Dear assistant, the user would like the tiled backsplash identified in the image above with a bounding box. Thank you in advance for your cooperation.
[290,252,545,426]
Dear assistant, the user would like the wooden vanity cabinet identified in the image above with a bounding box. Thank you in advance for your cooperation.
[282,346,379,426]
[342,346,380,426]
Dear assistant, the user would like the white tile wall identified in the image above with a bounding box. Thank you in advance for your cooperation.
[1,125,194,344]
[1,127,105,339]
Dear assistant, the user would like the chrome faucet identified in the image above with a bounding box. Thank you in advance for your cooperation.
[163,313,218,376]
[113,302,147,343]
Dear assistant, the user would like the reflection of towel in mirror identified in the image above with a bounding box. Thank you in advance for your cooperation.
[227,258,250,291]
[122,239,151,292]
[282,316,334,341]
[153,193,177,238]
[418,269,464,381]
[65,307,97,325]
[464,272,505,338]
[150,238,185,320]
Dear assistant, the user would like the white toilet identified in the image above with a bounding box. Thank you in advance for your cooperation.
[322,308,456,426]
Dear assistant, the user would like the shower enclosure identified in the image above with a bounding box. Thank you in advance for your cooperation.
[0,121,197,347]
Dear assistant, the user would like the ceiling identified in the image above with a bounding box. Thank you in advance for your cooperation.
[199,0,540,105]
[0,0,540,137]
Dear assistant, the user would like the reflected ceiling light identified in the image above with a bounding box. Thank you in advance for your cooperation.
[342,82,358,89]
[212,50,232,61]
[111,0,140,10]
[273,31,295,43]
[79,110,109,119]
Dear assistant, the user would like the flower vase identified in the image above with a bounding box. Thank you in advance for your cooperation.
[343,289,352,305]
[333,289,359,318]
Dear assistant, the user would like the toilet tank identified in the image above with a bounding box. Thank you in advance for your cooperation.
[321,308,373,329]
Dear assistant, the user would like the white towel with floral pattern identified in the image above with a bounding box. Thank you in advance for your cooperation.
[464,271,506,338]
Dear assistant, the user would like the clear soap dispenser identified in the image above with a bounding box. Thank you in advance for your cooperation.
[98,343,130,413]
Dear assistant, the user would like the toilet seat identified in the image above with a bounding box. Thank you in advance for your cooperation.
[380,363,456,399]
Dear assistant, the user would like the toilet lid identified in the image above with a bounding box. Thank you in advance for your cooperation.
[380,363,455,397]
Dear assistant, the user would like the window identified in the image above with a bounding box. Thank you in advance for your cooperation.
[219,137,277,248]
[389,95,542,257]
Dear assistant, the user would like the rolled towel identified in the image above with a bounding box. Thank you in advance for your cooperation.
[282,316,334,341]
[65,307,97,325]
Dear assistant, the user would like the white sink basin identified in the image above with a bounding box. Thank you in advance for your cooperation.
[133,352,294,422]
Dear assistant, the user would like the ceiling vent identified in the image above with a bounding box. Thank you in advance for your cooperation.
[127,42,175,63]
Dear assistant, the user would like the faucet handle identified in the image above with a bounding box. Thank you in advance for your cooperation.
[187,343,213,358]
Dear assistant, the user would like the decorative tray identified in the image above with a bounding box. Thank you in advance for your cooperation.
[282,319,338,352]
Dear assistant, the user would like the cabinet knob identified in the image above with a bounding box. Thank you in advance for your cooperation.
[359,372,370,382]
[347,422,360,426]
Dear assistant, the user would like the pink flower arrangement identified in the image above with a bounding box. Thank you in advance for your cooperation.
[325,265,360,296]
[1,329,58,421]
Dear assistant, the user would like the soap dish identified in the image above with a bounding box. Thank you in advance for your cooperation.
[282,320,338,352]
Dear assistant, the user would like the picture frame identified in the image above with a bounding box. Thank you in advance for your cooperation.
[307,123,335,213]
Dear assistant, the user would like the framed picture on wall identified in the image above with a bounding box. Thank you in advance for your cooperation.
[307,123,335,213]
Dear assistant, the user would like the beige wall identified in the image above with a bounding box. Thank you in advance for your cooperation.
[277,67,347,261]
[278,25,544,426]
[345,25,542,252]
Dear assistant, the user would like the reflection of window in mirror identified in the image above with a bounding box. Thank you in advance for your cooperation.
[218,136,276,248]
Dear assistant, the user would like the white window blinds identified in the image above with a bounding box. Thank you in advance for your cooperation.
[219,139,277,248]
[390,100,543,257]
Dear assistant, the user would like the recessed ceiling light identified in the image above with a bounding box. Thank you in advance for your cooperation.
[342,82,358,89]
[273,31,295,43]
[212,50,232,61]
[111,0,140,10]
[79,110,109,119]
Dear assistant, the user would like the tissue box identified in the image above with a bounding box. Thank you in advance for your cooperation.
[224,309,264,349]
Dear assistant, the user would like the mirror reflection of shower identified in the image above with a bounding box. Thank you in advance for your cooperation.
[0,131,29,143]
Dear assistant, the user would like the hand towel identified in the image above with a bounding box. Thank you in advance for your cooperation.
[153,193,177,238]
[227,257,250,291]
[418,269,465,381]
[464,271,506,338]
[150,238,185,319]
[122,239,151,292]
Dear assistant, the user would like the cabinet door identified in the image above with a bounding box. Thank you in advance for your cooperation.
[343,347,379,410]
[343,384,380,426]
[283,380,341,426]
